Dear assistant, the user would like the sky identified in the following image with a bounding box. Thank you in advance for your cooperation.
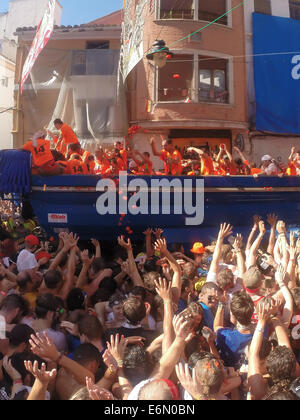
[0,0,123,25]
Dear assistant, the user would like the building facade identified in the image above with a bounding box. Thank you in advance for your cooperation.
[0,0,62,149]
[124,0,248,170]
[13,11,123,148]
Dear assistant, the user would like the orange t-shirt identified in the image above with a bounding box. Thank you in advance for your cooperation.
[117,157,126,172]
[139,161,153,175]
[160,150,182,175]
[59,124,79,155]
[120,149,128,169]
[65,160,89,175]
[251,168,262,175]
[221,161,237,175]
[201,156,214,175]
[95,159,111,175]
[286,162,297,176]
[23,139,53,167]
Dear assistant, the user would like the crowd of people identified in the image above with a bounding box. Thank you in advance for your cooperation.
[21,119,300,177]
[0,210,299,401]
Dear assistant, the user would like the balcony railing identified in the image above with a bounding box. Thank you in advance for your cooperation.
[160,9,194,19]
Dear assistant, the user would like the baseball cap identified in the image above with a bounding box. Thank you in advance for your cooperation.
[190,242,206,255]
[261,154,272,162]
[36,251,51,263]
[25,235,39,247]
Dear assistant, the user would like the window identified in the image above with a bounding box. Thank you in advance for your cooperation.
[160,0,194,19]
[0,77,9,88]
[86,41,110,50]
[198,0,227,25]
[199,57,229,103]
[290,1,300,20]
[158,54,194,101]
[254,0,271,15]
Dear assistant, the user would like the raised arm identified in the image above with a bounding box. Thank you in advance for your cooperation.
[76,250,95,289]
[29,332,95,384]
[246,215,260,253]
[155,277,174,355]
[209,223,233,275]
[248,303,271,400]
[118,236,143,287]
[59,234,79,301]
[233,234,246,277]
[143,228,154,258]
[154,238,182,304]
[25,360,57,401]
[274,265,293,329]
[152,315,192,380]
[267,214,277,256]
[150,137,161,158]
[246,220,266,270]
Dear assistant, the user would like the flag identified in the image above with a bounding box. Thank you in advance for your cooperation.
[20,0,56,93]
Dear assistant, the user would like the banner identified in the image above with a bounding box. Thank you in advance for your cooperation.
[120,0,147,81]
[253,13,300,134]
[20,0,56,93]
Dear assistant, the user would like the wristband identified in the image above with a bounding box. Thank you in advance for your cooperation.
[0,291,6,297]
[256,326,264,334]
[116,359,124,368]
[13,379,22,385]
[218,303,225,309]
[163,300,172,304]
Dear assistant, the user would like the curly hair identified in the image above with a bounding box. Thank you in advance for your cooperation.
[264,346,297,399]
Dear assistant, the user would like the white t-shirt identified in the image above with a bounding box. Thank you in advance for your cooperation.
[17,249,38,273]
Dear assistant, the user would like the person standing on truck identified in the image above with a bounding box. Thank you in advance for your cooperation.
[131,150,153,175]
[150,137,182,176]
[52,119,79,156]
[22,131,62,176]
[114,141,128,170]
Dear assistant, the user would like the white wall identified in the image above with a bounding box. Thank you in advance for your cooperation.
[0,13,8,40]
[4,0,62,41]
[0,55,15,149]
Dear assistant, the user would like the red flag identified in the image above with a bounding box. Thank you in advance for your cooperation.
[20,0,56,93]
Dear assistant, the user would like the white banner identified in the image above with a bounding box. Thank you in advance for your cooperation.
[21,0,56,93]
[120,0,147,82]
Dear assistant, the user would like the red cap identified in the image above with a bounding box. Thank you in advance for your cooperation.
[25,235,39,247]
[36,251,51,263]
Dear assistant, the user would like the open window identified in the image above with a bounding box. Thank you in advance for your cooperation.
[199,56,229,103]
[290,0,300,20]
[158,54,194,102]
[160,0,194,19]
[254,0,271,15]
[198,0,227,25]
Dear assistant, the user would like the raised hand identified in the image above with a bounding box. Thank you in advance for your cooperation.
[117,236,132,251]
[175,363,201,399]
[143,228,153,236]
[86,377,114,401]
[24,360,57,384]
[275,264,286,286]
[257,301,273,324]
[267,214,277,228]
[218,223,233,240]
[173,314,194,342]
[81,250,95,266]
[91,238,100,249]
[153,228,164,239]
[233,234,243,251]
[154,238,168,255]
[106,334,128,366]
[3,356,22,382]
[29,332,60,362]
[258,220,266,236]
[253,215,261,229]
[154,277,172,301]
